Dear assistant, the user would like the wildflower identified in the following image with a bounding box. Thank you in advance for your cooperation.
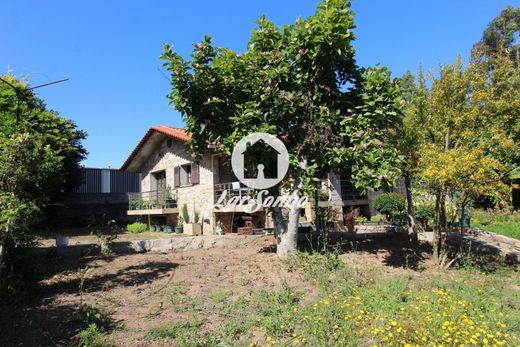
[298,48,305,55]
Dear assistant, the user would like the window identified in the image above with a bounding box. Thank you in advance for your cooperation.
[174,162,200,187]
[152,171,166,191]
[180,164,191,186]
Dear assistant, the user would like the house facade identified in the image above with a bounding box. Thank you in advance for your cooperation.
[121,125,403,234]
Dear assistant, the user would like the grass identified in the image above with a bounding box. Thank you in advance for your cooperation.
[472,209,520,240]
[144,252,519,346]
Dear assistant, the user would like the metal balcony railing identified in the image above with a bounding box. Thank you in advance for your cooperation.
[214,182,256,204]
[128,190,178,210]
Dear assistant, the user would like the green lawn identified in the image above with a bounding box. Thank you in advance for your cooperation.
[472,210,520,240]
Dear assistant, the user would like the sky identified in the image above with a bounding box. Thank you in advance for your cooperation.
[1,0,518,168]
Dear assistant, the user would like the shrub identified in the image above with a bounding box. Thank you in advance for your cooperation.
[126,222,148,234]
[373,193,406,221]
[371,214,382,222]
[76,302,113,332]
[414,203,435,222]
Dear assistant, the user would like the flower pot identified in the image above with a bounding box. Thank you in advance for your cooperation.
[164,199,176,208]
[174,227,182,234]
[183,223,202,236]
[56,235,69,247]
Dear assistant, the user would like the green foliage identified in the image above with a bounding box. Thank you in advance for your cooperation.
[161,0,404,253]
[76,302,114,333]
[355,215,368,223]
[370,214,382,222]
[414,203,435,222]
[78,324,112,347]
[0,76,87,282]
[162,0,401,193]
[0,192,37,247]
[145,318,209,346]
[373,193,406,221]
[126,222,148,234]
[0,76,87,202]
[472,209,520,240]
[181,204,190,224]
[472,6,520,65]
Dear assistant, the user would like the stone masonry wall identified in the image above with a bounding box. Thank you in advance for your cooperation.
[140,138,216,234]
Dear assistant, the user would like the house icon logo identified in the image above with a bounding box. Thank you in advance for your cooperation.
[231,132,289,189]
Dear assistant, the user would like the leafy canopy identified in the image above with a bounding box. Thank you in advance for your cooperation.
[161,0,404,192]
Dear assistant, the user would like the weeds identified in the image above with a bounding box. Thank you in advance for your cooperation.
[78,324,113,347]
[144,251,519,346]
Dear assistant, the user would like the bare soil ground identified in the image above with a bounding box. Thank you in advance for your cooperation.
[0,235,490,346]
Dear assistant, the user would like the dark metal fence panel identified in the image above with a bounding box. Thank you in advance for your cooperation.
[76,168,140,193]
[110,170,141,193]
[77,168,102,193]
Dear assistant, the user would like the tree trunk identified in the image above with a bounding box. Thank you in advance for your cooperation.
[459,194,469,234]
[433,189,447,264]
[274,162,306,258]
[433,191,441,263]
[404,172,417,242]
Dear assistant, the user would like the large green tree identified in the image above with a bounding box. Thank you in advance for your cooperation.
[472,6,520,66]
[162,0,403,257]
[0,76,87,274]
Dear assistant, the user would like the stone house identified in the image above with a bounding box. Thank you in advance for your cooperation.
[121,125,404,234]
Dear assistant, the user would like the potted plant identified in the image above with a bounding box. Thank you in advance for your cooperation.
[131,197,144,210]
[160,186,176,208]
[182,204,201,235]
[152,198,162,209]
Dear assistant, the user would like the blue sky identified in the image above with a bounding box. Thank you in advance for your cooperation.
[1,0,517,168]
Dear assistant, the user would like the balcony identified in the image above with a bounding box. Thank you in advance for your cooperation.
[213,182,263,212]
[127,190,178,215]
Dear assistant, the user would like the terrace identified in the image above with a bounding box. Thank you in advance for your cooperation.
[127,190,178,215]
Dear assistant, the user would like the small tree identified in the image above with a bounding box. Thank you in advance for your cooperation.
[395,69,428,240]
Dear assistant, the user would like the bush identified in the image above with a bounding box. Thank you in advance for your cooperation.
[414,204,435,222]
[373,193,406,221]
[76,302,113,332]
[126,222,148,234]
